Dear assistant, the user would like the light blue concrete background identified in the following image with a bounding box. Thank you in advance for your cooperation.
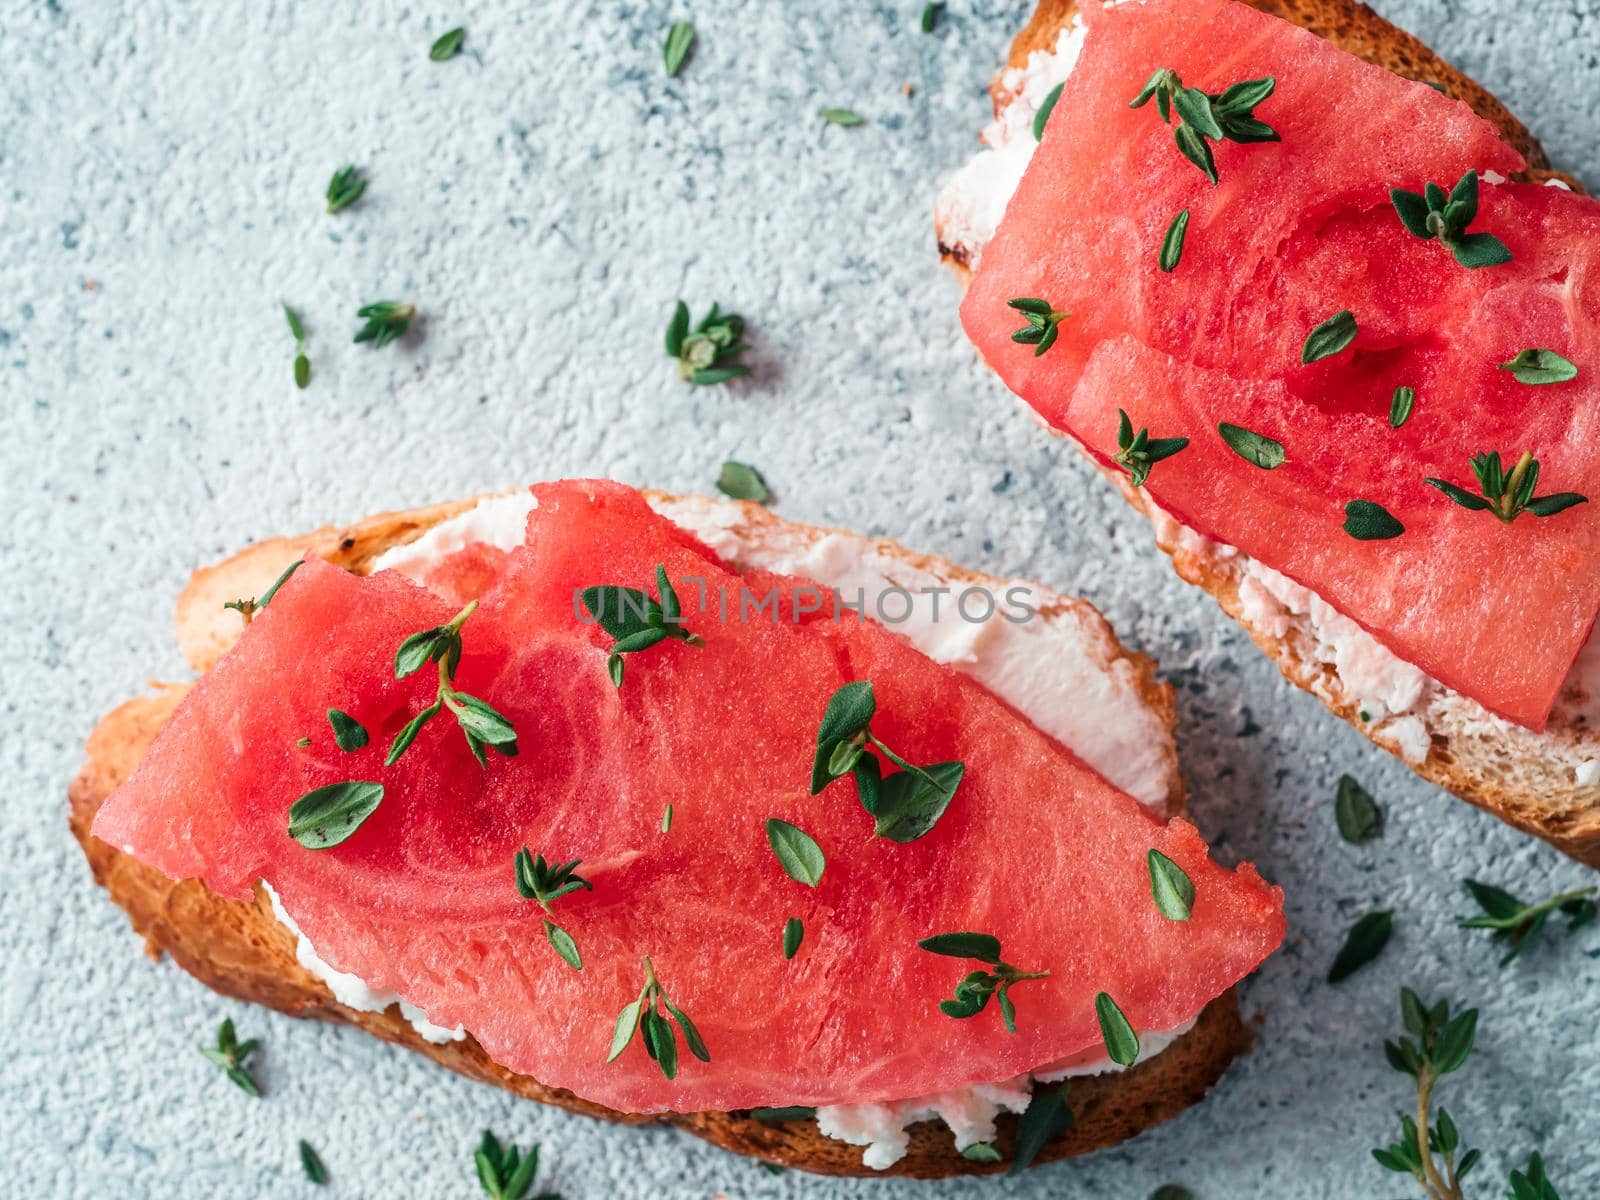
[3,1,1597,1197]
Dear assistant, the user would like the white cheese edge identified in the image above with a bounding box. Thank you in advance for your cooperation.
[935,12,1600,784]
[263,489,1193,1168]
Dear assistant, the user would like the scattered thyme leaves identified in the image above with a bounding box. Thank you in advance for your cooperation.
[1007,296,1069,356]
[1146,849,1195,921]
[1218,422,1285,469]
[605,957,709,1081]
[288,781,385,850]
[353,300,415,348]
[1008,1083,1072,1175]
[766,819,825,886]
[325,165,366,214]
[1459,878,1597,967]
[1114,408,1189,487]
[283,303,310,388]
[224,557,304,623]
[663,21,694,77]
[1498,348,1579,386]
[1158,208,1189,272]
[1129,68,1278,184]
[1390,170,1511,269]
[1032,82,1063,141]
[1508,1153,1564,1200]
[1094,992,1138,1066]
[544,920,582,971]
[580,564,705,686]
[1301,309,1358,364]
[920,2,945,33]
[1424,450,1587,524]
[810,680,964,843]
[715,460,770,503]
[473,1130,549,1200]
[201,1017,262,1097]
[326,708,368,752]
[299,1140,328,1185]
[1390,385,1416,428]
[920,932,1049,1034]
[429,27,466,62]
[1343,499,1404,541]
[1335,774,1383,844]
[387,600,519,766]
[783,917,804,960]
[1328,908,1393,982]
[661,803,673,833]
[819,107,864,127]
[665,300,751,385]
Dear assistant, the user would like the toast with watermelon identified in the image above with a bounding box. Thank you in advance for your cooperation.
[938,0,1600,866]
[72,481,1283,1178]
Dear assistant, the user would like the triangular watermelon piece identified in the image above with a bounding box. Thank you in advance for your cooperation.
[961,0,1600,729]
[96,481,1282,1114]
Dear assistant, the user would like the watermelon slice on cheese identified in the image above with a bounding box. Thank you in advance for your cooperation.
[961,0,1600,731]
[95,480,1283,1115]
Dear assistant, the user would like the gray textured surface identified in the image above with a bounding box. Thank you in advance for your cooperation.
[3,1,1598,1196]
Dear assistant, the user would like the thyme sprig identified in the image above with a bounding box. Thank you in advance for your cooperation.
[1390,171,1511,269]
[666,301,751,385]
[1424,451,1587,524]
[1006,297,1069,356]
[201,1017,262,1097]
[810,681,965,843]
[606,956,710,1081]
[918,933,1049,1033]
[1114,408,1189,487]
[354,300,415,348]
[580,564,704,687]
[513,847,591,972]
[473,1131,550,1200]
[1373,989,1481,1200]
[1459,878,1597,967]
[387,600,519,767]
[1129,69,1278,184]
[224,558,304,623]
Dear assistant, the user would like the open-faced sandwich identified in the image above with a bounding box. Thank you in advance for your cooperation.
[72,479,1284,1177]
[938,0,1600,866]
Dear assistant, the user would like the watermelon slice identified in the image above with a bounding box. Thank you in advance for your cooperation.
[94,480,1283,1114]
[960,0,1600,730]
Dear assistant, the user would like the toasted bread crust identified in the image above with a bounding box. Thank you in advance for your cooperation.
[950,0,1600,868]
[71,492,1247,1177]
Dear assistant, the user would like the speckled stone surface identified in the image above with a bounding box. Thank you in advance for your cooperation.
[4,1,1597,1197]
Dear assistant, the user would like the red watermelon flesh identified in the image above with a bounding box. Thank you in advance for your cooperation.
[94,480,1283,1113]
[960,0,1600,729]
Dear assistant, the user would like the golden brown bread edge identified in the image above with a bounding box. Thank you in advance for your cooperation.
[70,491,1246,1178]
[946,0,1600,868]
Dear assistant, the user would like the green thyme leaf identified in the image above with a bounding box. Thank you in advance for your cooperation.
[1033,82,1064,141]
[353,300,415,348]
[283,303,305,342]
[1498,348,1579,385]
[961,1143,1002,1163]
[750,1106,816,1122]
[1343,499,1404,541]
[1172,85,1222,140]
[664,996,710,1062]
[1094,992,1139,1066]
[288,781,384,850]
[1451,232,1511,269]
[1301,310,1358,364]
[1334,774,1383,844]
[1172,121,1218,185]
[325,708,368,752]
[429,27,465,62]
[716,460,770,503]
[606,1001,642,1063]
[1008,1083,1072,1176]
[819,107,864,127]
[1146,849,1195,921]
[663,21,694,77]
[325,165,366,213]
[1158,209,1189,273]
[1149,1188,1195,1200]
[1328,908,1393,982]
[766,818,825,886]
[783,917,804,960]
[1389,385,1415,428]
[920,2,945,32]
[299,1140,328,1185]
[811,681,877,792]
[667,301,752,385]
[1218,422,1286,469]
[661,803,673,833]
[544,920,582,971]
[385,700,441,766]
[872,760,964,842]
[918,932,1002,963]
[294,352,311,389]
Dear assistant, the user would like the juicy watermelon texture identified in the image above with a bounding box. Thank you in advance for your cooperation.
[960,0,1600,729]
[94,480,1284,1113]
